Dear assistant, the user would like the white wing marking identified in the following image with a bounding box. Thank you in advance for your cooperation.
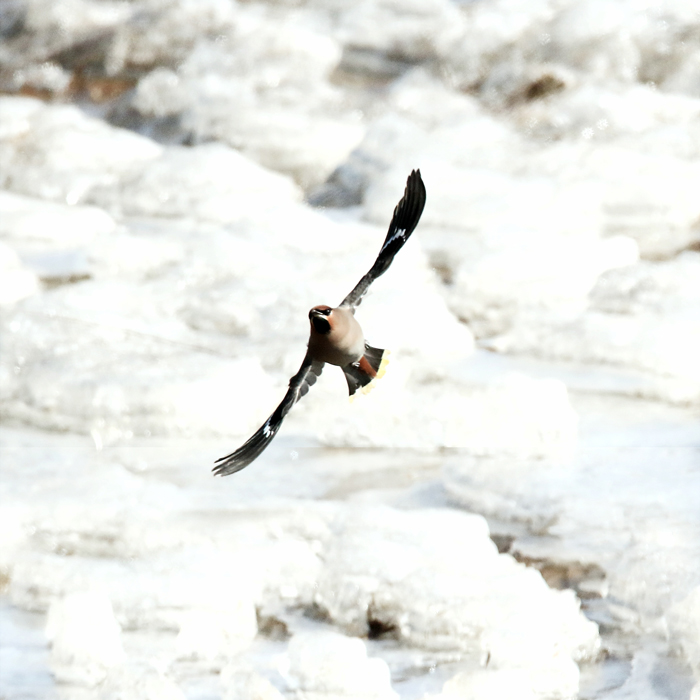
[381,228,406,253]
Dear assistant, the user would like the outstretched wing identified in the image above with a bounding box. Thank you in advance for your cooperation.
[213,355,324,476]
[340,169,426,310]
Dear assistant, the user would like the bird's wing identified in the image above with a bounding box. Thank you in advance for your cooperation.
[340,169,426,310]
[213,355,324,476]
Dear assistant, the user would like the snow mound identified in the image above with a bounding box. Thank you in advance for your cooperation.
[314,506,599,698]
[46,591,125,686]
[0,98,161,205]
[0,241,39,305]
[490,254,700,404]
[285,630,397,699]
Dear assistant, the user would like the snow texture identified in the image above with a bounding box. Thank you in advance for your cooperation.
[1,0,700,698]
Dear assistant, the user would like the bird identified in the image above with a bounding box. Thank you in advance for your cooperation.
[213,169,426,476]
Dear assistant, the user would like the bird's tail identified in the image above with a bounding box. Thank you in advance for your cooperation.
[342,344,390,398]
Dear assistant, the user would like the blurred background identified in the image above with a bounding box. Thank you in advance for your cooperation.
[1,0,699,698]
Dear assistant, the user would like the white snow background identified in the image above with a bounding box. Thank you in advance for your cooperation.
[0,1,699,698]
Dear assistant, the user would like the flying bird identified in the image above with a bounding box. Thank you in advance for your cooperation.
[214,170,426,476]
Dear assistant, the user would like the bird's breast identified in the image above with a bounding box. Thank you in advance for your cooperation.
[308,311,365,367]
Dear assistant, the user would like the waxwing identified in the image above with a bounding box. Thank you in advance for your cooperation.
[214,169,426,475]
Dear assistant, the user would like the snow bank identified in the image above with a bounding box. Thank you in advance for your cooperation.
[0,98,161,205]
[285,630,397,699]
[175,604,257,661]
[0,190,116,250]
[445,391,700,650]
[490,254,700,404]
[315,507,598,699]
[0,241,39,305]
[432,669,538,700]
[221,664,285,700]
[100,667,187,700]
[0,98,478,446]
[128,3,359,186]
[46,591,125,685]
[2,428,600,698]
[3,0,700,693]
[669,588,700,691]
[88,142,302,223]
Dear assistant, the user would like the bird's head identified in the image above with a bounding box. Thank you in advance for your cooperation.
[309,305,332,334]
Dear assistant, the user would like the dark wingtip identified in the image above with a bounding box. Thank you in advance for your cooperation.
[408,168,423,185]
[392,168,426,235]
[212,452,249,476]
[407,169,426,205]
[212,434,269,476]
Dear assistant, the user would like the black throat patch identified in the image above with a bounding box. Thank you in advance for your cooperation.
[312,316,331,334]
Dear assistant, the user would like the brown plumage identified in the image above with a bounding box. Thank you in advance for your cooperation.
[307,306,364,366]
[213,169,426,476]
[307,304,388,398]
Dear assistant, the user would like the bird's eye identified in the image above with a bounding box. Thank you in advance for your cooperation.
[320,308,331,316]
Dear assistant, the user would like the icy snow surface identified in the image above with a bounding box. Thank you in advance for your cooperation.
[1,0,700,698]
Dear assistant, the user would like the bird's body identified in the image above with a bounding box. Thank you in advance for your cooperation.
[307,306,364,367]
[307,304,389,397]
[214,170,426,476]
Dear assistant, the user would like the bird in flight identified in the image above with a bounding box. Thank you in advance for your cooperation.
[213,170,426,476]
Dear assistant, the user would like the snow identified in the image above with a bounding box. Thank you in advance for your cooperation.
[46,591,126,685]
[174,605,258,661]
[100,666,188,700]
[490,254,700,403]
[435,669,539,700]
[1,0,700,698]
[0,98,162,205]
[285,630,397,699]
[88,142,303,223]
[221,664,284,700]
[0,242,39,305]
[0,190,116,248]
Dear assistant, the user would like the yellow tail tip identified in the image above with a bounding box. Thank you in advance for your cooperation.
[349,349,390,401]
[375,350,390,380]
